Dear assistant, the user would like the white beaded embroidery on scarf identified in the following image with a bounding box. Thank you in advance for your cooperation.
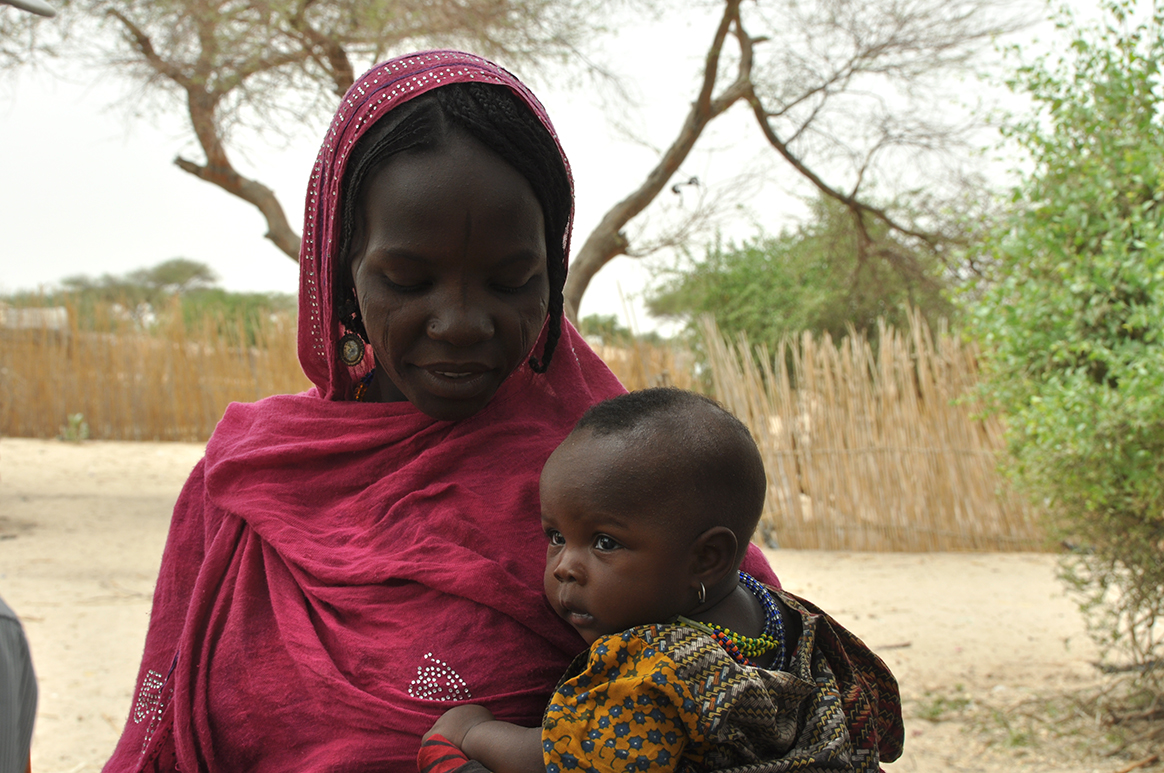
[132,668,172,755]
[408,652,472,702]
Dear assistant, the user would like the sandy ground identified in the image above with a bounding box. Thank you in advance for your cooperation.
[0,437,1130,772]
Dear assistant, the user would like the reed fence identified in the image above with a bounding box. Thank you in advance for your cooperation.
[0,302,309,441]
[701,313,1044,552]
[1,301,1043,551]
[587,339,700,392]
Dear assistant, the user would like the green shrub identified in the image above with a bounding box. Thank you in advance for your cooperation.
[647,195,954,348]
[970,0,1164,694]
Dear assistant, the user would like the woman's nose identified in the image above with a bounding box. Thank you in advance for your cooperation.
[427,290,495,346]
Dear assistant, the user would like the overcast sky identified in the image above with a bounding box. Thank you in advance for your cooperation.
[1,3,1056,330]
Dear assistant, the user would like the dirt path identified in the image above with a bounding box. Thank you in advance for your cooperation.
[0,437,1127,772]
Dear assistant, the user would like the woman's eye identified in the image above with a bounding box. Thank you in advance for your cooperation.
[492,276,532,294]
[594,535,621,551]
[546,530,565,546]
[384,277,428,293]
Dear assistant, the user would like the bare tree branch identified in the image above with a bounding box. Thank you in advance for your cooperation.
[563,0,755,321]
[174,154,302,257]
[106,9,193,89]
[746,85,937,246]
[10,0,614,262]
[564,0,1027,319]
[287,0,355,96]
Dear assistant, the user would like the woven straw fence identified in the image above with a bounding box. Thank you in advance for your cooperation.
[701,314,1045,552]
[587,340,700,392]
[1,302,1043,552]
[0,303,309,441]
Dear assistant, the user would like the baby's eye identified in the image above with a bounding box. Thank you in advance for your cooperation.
[594,534,621,551]
[546,529,565,546]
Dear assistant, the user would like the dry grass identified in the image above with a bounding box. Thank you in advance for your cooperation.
[701,313,1045,552]
[918,681,1164,768]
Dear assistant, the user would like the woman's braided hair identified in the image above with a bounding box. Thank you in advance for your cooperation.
[336,82,571,374]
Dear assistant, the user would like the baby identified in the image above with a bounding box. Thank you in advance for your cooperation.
[420,388,903,773]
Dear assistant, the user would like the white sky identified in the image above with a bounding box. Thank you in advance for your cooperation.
[0,3,1056,331]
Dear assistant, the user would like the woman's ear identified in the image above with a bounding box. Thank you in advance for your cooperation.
[689,526,739,588]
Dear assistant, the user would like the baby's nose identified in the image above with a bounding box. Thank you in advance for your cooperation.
[553,552,585,583]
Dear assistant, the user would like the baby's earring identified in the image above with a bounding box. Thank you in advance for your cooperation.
[696,581,706,606]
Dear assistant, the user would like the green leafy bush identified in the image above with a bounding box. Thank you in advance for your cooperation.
[647,196,954,347]
[971,0,1164,693]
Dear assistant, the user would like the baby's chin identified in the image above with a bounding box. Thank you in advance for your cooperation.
[557,609,604,645]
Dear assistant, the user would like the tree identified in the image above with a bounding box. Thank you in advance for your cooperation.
[9,0,1022,317]
[58,256,215,305]
[647,196,954,346]
[970,0,1164,699]
[6,0,602,259]
[577,313,632,345]
[562,0,1026,320]
[127,257,218,294]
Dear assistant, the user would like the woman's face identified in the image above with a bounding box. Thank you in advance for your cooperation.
[349,132,550,421]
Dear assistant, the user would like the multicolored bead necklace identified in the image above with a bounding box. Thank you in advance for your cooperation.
[676,572,786,669]
[353,370,376,402]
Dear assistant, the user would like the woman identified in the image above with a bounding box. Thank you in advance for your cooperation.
[103,50,777,772]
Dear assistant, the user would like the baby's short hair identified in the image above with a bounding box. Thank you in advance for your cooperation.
[574,388,767,556]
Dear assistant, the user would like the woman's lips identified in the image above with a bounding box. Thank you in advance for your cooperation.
[413,363,495,399]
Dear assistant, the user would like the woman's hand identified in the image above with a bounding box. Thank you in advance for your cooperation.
[423,704,495,749]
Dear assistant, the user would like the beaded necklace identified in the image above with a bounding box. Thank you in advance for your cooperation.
[353,370,376,402]
[676,572,786,669]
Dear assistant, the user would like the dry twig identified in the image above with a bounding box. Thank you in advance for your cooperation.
[1110,754,1159,773]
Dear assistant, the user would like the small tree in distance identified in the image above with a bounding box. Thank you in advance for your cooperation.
[126,257,218,295]
[971,0,1164,706]
[14,258,296,344]
[647,196,955,347]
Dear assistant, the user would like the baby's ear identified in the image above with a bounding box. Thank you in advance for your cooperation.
[690,526,738,587]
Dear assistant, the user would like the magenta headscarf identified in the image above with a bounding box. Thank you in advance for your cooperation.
[103,51,775,773]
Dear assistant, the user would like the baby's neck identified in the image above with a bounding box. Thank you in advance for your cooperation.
[683,576,791,670]
[688,581,766,639]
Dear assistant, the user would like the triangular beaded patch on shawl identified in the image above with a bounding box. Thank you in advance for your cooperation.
[408,652,473,702]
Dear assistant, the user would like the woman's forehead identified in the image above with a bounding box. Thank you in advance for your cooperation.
[358,137,547,267]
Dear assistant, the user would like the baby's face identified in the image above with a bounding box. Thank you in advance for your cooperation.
[540,429,695,645]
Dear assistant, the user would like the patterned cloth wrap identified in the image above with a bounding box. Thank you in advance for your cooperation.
[541,590,904,773]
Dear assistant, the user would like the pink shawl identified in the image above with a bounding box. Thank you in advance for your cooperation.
[103,51,775,772]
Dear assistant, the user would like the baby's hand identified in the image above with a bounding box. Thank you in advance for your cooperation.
[423,704,496,749]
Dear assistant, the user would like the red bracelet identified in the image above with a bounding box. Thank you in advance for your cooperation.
[418,733,471,773]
